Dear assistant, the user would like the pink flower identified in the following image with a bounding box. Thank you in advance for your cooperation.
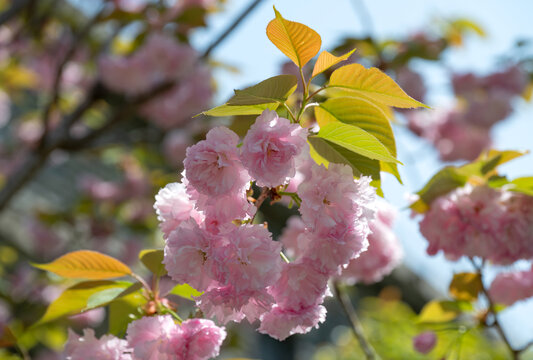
[412,331,437,354]
[279,216,307,260]
[419,185,533,265]
[198,285,274,324]
[184,127,250,198]
[396,67,426,103]
[240,110,307,187]
[214,224,283,291]
[154,182,204,238]
[258,304,326,341]
[127,315,179,360]
[339,202,403,284]
[163,219,217,291]
[268,259,329,311]
[201,195,256,234]
[298,163,376,232]
[64,329,131,360]
[126,316,226,360]
[489,266,533,306]
[178,319,226,360]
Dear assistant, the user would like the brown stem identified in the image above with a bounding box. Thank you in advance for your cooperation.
[470,259,519,360]
[250,187,269,223]
[333,281,380,360]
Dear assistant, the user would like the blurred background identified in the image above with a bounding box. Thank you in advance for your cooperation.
[0,0,532,359]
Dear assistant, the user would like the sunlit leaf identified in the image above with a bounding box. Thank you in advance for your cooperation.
[418,300,461,323]
[108,290,145,336]
[169,283,202,300]
[33,281,131,326]
[317,123,400,164]
[86,282,141,310]
[201,103,278,117]
[139,249,167,276]
[449,272,482,302]
[311,49,356,78]
[33,250,132,280]
[266,7,321,68]
[226,75,297,106]
[315,97,401,183]
[328,63,429,108]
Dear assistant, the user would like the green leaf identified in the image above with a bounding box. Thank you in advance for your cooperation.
[85,282,142,310]
[201,103,278,117]
[317,123,400,164]
[308,137,380,180]
[509,177,533,196]
[108,290,145,336]
[411,149,529,212]
[328,63,429,108]
[32,250,132,280]
[226,75,298,106]
[266,7,322,68]
[139,249,167,276]
[33,281,131,327]
[311,49,356,78]
[315,97,401,183]
[169,284,202,300]
[449,272,483,302]
[418,300,461,323]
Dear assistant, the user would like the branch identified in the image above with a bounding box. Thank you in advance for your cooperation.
[0,0,32,26]
[200,0,264,59]
[333,281,380,360]
[470,259,520,360]
[39,7,104,149]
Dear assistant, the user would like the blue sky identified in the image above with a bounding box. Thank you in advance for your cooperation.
[191,0,533,347]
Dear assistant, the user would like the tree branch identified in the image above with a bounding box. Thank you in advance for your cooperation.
[333,281,380,360]
[200,0,264,59]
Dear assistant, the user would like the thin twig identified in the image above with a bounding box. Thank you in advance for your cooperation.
[39,7,104,149]
[200,0,264,59]
[333,281,380,360]
[469,259,519,360]
[351,0,375,37]
[250,187,269,223]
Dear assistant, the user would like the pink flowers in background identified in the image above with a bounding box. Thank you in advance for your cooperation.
[157,109,379,341]
[338,201,403,285]
[419,185,533,264]
[65,316,226,360]
[489,266,533,306]
[404,64,528,161]
[98,34,213,129]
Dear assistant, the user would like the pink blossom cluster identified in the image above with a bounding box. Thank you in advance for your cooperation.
[419,185,533,265]
[337,201,403,285]
[64,316,226,360]
[406,65,527,161]
[99,33,213,129]
[155,109,377,340]
[489,266,533,306]
[412,331,437,354]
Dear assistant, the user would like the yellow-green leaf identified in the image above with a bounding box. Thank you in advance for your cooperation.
[317,123,400,164]
[315,97,401,183]
[328,63,429,108]
[33,280,131,327]
[449,272,482,302]
[33,250,132,280]
[201,103,278,117]
[108,289,145,336]
[418,300,461,323]
[139,249,167,276]
[227,75,297,106]
[312,49,356,78]
[169,283,203,300]
[266,7,321,68]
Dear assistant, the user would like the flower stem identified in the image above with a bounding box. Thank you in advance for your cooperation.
[333,281,380,360]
